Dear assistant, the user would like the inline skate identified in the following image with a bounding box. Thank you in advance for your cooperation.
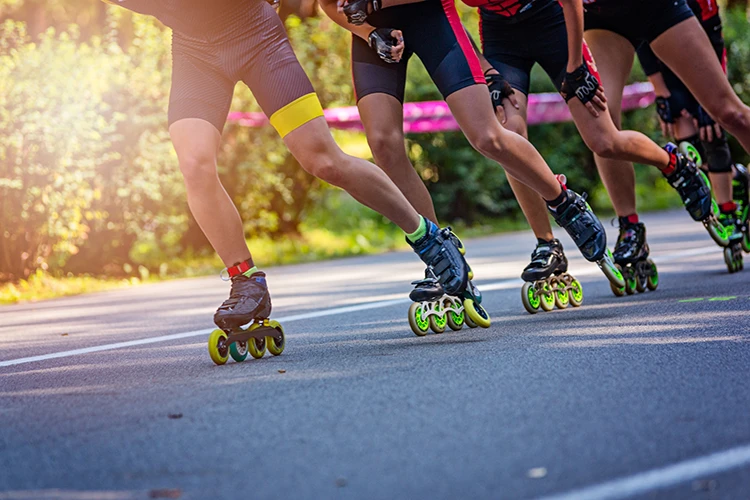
[406,222,490,336]
[719,206,745,273]
[548,176,625,289]
[610,218,659,296]
[520,239,583,314]
[733,163,750,254]
[208,268,285,365]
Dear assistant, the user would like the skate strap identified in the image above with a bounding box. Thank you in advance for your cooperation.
[719,201,738,214]
[227,260,255,278]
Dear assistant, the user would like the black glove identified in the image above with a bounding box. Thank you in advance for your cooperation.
[343,0,379,25]
[486,72,514,111]
[560,63,600,105]
[654,96,674,124]
[368,28,399,64]
[694,105,716,128]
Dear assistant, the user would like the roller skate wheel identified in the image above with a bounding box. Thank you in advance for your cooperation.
[624,268,637,295]
[266,322,285,356]
[447,309,465,331]
[610,265,626,297]
[229,340,249,362]
[742,232,750,253]
[521,282,540,315]
[599,251,626,289]
[568,280,584,307]
[539,282,555,312]
[635,271,647,293]
[464,312,478,328]
[705,215,731,247]
[554,281,569,309]
[429,303,447,334]
[408,302,430,336]
[464,298,491,328]
[678,141,703,168]
[646,260,659,291]
[208,329,229,366]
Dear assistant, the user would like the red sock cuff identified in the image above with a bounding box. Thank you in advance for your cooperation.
[227,259,255,278]
[624,214,639,224]
[662,152,677,176]
[719,201,738,214]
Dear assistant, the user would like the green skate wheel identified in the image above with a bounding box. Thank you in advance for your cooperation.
[446,300,465,331]
[464,298,491,328]
[229,340,249,362]
[679,141,703,168]
[208,329,229,366]
[266,323,285,356]
[624,268,637,295]
[705,215,731,247]
[599,250,626,289]
[554,281,569,309]
[429,303,447,334]
[568,280,584,307]
[539,282,555,312]
[635,270,647,293]
[724,246,736,273]
[646,260,659,291]
[610,265,626,297]
[521,282,540,315]
[743,233,750,253]
[408,302,430,336]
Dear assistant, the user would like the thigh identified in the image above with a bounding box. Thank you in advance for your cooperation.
[238,1,319,136]
[351,34,409,104]
[583,29,634,127]
[169,35,235,134]
[407,0,484,99]
[169,118,222,163]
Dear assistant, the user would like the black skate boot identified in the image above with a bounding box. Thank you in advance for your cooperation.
[520,239,583,314]
[663,143,713,222]
[732,164,750,253]
[406,218,490,335]
[547,183,624,288]
[207,267,285,366]
[611,217,658,296]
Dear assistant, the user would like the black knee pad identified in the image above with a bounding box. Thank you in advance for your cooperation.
[702,132,733,173]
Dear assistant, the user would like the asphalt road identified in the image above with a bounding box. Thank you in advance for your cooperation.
[1,210,750,500]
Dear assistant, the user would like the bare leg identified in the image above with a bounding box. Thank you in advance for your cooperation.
[499,93,555,240]
[652,17,750,154]
[283,117,421,233]
[445,85,562,201]
[358,94,439,224]
[584,29,639,217]
[170,118,251,267]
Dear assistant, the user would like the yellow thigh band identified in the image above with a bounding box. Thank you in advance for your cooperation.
[269,93,324,138]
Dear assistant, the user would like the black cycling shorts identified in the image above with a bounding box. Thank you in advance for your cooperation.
[351,0,484,103]
[583,0,695,48]
[480,0,599,95]
[636,13,725,117]
[169,0,322,136]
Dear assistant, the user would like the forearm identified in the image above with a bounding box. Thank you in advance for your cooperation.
[321,0,374,40]
[560,0,584,72]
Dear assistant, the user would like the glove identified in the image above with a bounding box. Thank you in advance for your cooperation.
[654,96,674,124]
[694,105,716,128]
[368,28,399,64]
[560,63,600,104]
[486,72,515,111]
[343,0,379,25]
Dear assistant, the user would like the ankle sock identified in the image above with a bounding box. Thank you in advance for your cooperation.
[406,216,429,243]
[227,258,257,279]
[719,201,738,214]
[537,237,552,245]
[618,214,639,226]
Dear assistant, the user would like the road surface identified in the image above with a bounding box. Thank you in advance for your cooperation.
[1,210,749,500]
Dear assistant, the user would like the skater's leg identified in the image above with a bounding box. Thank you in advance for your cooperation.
[170,118,252,268]
[358,93,439,224]
[283,116,421,233]
[651,17,750,154]
[584,29,639,218]
[499,93,554,241]
[445,85,563,202]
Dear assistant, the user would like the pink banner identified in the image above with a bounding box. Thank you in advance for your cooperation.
[227,82,656,134]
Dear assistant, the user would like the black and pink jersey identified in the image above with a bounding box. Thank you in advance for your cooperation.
[460,0,545,18]
[688,0,720,21]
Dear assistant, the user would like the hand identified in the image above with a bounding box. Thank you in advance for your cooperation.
[341,0,379,24]
[691,106,722,143]
[654,96,676,139]
[560,63,606,117]
[368,28,404,64]
[486,71,518,124]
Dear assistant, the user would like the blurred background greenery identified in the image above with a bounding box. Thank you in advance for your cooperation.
[1,0,748,302]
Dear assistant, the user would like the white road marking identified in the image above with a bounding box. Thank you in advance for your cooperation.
[0,245,719,369]
[541,443,750,500]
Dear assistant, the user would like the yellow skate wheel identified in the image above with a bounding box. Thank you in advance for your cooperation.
[610,265,626,297]
[248,337,266,359]
[266,324,285,356]
[208,329,229,366]
[464,298,491,328]
[521,282,540,315]
[568,280,584,307]
[408,302,430,336]
[539,282,555,312]
[554,281,569,309]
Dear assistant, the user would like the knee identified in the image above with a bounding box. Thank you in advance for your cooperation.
[586,134,618,159]
[368,130,407,167]
[471,128,506,158]
[715,105,750,133]
[298,148,344,186]
[504,119,528,139]
[178,150,218,187]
